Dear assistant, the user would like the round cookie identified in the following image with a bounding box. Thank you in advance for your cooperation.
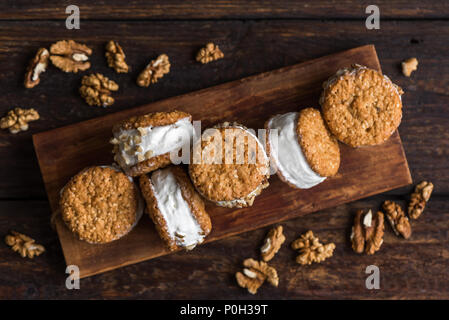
[111,110,193,177]
[319,64,403,147]
[296,108,340,177]
[60,166,143,244]
[189,122,270,208]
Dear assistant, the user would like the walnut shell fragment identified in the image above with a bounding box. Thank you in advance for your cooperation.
[5,231,45,259]
[291,230,335,265]
[408,181,433,220]
[105,40,129,73]
[50,40,92,73]
[383,201,412,239]
[260,225,286,262]
[196,42,224,64]
[79,73,119,107]
[235,258,278,295]
[0,107,40,134]
[136,54,170,87]
[350,209,384,255]
[24,48,49,88]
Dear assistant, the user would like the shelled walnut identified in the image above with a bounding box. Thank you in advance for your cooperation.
[350,209,384,255]
[0,108,40,134]
[260,225,285,262]
[235,258,278,295]
[408,181,434,219]
[402,57,418,77]
[49,40,92,73]
[79,73,119,107]
[136,54,170,87]
[291,230,335,265]
[196,42,224,64]
[383,201,412,239]
[24,48,49,88]
[5,231,45,259]
[105,41,129,73]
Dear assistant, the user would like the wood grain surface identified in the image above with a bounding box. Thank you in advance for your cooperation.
[0,2,448,299]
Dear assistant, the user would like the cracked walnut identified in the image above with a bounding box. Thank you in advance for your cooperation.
[196,42,224,64]
[291,230,335,265]
[105,41,129,73]
[5,231,45,259]
[235,258,278,295]
[351,209,384,255]
[79,73,119,107]
[137,54,170,87]
[50,40,92,73]
[408,181,433,220]
[0,108,40,134]
[24,48,49,88]
[383,201,412,239]
[260,225,285,262]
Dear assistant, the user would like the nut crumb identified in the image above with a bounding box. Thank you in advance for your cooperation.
[79,73,119,107]
[137,54,170,87]
[383,201,412,239]
[196,42,224,64]
[105,40,129,73]
[235,258,278,294]
[0,108,40,134]
[24,48,49,88]
[408,181,433,219]
[402,57,418,77]
[291,230,335,265]
[50,40,92,73]
[260,225,285,262]
[350,209,384,255]
[5,231,45,259]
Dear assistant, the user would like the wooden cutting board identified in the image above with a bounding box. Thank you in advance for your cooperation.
[33,45,412,278]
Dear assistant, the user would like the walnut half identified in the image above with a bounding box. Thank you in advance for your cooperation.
[24,48,49,88]
[136,54,170,87]
[351,209,384,255]
[5,231,45,259]
[50,40,92,73]
[260,225,285,262]
[408,181,433,219]
[235,258,278,295]
[79,73,119,107]
[196,42,224,64]
[291,230,335,265]
[0,108,40,134]
[383,201,412,239]
[105,41,129,73]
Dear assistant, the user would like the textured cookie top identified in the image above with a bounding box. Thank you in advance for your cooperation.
[60,166,139,244]
[320,65,403,147]
[296,108,340,177]
[112,110,191,132]
[189,122,269,202]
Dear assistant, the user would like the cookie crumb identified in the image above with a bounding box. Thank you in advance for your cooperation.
[402,57,418,77]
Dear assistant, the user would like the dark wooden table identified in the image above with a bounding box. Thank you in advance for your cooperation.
[0,1,448,299]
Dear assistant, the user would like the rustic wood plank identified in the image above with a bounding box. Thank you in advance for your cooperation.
[32,45,412,278]
[0,1,448,20]
[0,20,448,199]
[1,196,447,299]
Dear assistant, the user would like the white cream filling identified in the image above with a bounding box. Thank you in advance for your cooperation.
[114,117,193,167]
[150,168,204,248]
[268,112,326,189]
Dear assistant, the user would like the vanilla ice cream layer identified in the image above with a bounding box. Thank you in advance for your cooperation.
[150,168,204,248]
[115,117,193,167]
[268,112,326,189]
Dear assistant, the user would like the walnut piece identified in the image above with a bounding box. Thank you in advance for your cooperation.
[260,225,286,262]
[136,54,170,87]
[196,42,224,64]
[291,230,335,265]
[24,48,49,88]
[105,41,129,73]
[79,73,119,107]
[350,209,384,255]
[408,181,434,219]
[49,40,92,73]
[5,231,45,259]
[0,108,40,134]
[402,57,418,77]
[383,201,412,239]
[235,258,278,295]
